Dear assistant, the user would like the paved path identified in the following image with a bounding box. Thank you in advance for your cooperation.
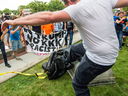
[0,32,81,84]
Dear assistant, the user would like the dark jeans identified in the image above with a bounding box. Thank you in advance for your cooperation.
[0,41,8,64]
[65,30,73,46]
[66,43,114,96]
[116,30,123,49]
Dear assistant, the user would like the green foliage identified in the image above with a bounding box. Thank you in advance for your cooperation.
[11,10,17,15]
[28,0,48,13]
[26,0,65,13]
[0,10,3,15]
[122,7,128,12]
[18,5,28,10]
[112,9,116,14]
[1,0,65,16]
[3,8,11,14]
[48,0,65,11]
[1,40,128,96]
[0,58,75,96]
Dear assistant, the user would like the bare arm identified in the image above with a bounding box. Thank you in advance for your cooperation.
[115,0,128,8]
[41,30,44,35]
[20,28,23,41]
[115,17,125,24]
[64,22,66,30]
[11,26,21,35]
[1,11,71,32]
[52,29,55,34]
[1,28,8,41]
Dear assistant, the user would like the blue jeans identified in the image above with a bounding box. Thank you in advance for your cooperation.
[116,30,123,49]
[65,30,73,46]
[10,40,22,51]
[66,43,114,96]
[0,41,8,64]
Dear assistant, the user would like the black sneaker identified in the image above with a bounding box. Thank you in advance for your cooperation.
[122,42,125,46]
[5,63,11,68]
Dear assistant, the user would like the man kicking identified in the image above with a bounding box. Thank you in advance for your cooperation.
[1,0,128,95]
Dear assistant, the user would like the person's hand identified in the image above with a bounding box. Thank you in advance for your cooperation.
[121,17,125,21]
[1,35,4,41]
[1,20,17,32]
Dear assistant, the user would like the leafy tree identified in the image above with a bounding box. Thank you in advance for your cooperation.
[112,9,117,14]
[0,10,3,15]
[27,0,48,13]
[48,0,65,11]
[18,5,28,10]
[17,5,30,14]
[11,10,17,15]
[3,8,11,14]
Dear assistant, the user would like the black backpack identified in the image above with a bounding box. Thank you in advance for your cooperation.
[42,48,74,80]
[66,21,73,30]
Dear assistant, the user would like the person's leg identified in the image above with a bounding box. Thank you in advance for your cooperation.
[66,43,85,63]
[69,30,74,46]
[72,54,113,96]
[122,32,127,46]
[0,41,11,67]
[65,30,69,45]
[122,35,126,46]
[118,31,123,49]
[116,30,119,39]
[13,51,18,57]
[123,32,128,47]
[15,40,22,60]
[11,40,18,57]
[18,40,22,49]
[6,33,10,48]
[0,41,7,64]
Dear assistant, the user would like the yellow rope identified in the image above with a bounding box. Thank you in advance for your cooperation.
[0,71,48,79]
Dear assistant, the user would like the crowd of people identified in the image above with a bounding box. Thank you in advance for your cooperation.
[114,11,128,50]
[0,0,128,96]
[0,11,75,68]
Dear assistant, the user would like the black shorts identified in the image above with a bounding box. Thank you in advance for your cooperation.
[123,32,128,36]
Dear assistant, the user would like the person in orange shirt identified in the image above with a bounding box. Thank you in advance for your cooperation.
[41,23,55,35]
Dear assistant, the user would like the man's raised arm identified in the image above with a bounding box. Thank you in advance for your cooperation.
[115,0,128,8]
[1,10,71,32]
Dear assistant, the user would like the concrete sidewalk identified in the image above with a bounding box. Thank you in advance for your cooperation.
[0,32,82,84]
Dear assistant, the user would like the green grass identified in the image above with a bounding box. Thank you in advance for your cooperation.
[0,42,128,96]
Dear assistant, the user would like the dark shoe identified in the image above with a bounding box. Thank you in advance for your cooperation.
[127,44,128,47]
[122,42,125,46]
[5,63,11,68]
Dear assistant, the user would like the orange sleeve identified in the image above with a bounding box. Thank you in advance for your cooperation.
[51,24,54,29]
[41,25,44,30]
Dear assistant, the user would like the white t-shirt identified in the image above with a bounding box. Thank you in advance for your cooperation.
[64,0,119,66]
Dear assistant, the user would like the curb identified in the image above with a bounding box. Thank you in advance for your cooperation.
[0,46,25,60]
